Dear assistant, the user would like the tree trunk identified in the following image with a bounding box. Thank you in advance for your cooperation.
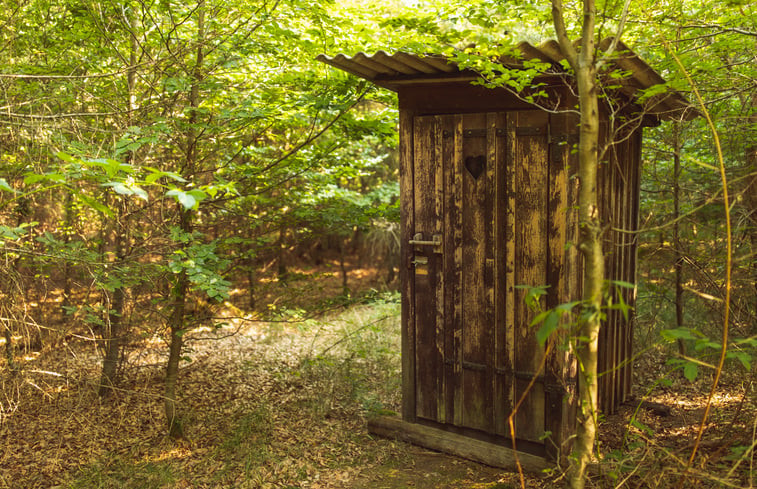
[99,9,138,396]
[99,260,125,395]
[164,0,204,437]
[165,217,189,438]
[99,198,128,396]
[552,1,603,487]
[339,237,349,295]
[61,192,74,319]
[569,64,603,489]
[673,121,686,355]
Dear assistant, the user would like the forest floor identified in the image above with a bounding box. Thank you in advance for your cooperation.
[0,259,755,488]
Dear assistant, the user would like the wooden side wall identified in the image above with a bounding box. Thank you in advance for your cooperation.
[596,127,643,413]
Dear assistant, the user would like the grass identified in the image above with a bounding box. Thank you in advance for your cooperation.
[71,458,177,489]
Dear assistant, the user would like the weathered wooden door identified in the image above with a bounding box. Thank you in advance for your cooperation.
[410,111,556,446]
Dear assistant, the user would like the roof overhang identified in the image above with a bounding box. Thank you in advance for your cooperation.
[317,39,698,122]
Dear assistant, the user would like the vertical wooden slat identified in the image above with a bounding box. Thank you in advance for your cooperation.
[493,112,510,436]
[460,113,491,432]
[442,115,456,425]
[562,111,581,460]
[453,115,465,426]
[413,115,443,422]
[597,122,614,413]
[623,135,634,406]
[485,113,497,431]
[511,111,548,443]
[544,112,571,460]
[617,141,627,411]
[608,136,620,413]
[626,129,643,400]
[400,108,416,422]
[505,114,517,435]
[434,116,446,423]
[597,130,608,413]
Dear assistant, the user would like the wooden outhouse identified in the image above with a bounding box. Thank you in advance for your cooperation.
[318,40,693,467]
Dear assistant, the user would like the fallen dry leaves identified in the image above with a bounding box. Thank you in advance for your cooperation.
[0,265,754,488]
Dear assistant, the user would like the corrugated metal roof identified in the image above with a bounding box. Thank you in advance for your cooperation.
[317,39,696,121]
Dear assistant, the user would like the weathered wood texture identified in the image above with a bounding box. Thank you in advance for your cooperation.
[400,108,417,422]
[367,415,551,473]
[596,126,642,414]
[400,103,641,462]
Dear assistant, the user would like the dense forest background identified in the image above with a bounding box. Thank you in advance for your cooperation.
[0,0,755,487]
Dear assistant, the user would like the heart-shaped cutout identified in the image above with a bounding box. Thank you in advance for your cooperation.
[465,155,486,180]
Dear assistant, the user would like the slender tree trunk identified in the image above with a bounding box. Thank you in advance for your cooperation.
[99,8,138,396]
[570,64,603,489]
[61,192,74,319]
[165,210,191,438]
[164,0,204,437]
[99,204,127,396]
[552,1,603,487]
[339,237,349,295]
[672,121,687,354]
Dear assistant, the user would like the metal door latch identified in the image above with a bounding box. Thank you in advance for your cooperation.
[409,233,442,253]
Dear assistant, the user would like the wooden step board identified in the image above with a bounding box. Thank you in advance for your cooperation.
[367,415,551,473]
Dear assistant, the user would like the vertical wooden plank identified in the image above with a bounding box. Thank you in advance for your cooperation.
[614,138,630,410]
[485,113,497,431]
[544,112,571,460]
[441,115,457,425]
[452,115,465,426]
[626,129,643,401]
[597,122,615,413]
[493,112,510,437]
[596,130,607,413]
[504,114,517,436]
[607,135,620,413]
[561,111,580,461]
[434,116,446,423]
[618,136,632,406]
[460,113,491,432]
[511,111,548,443]
[400,108,416,422]
[413,115,443,422]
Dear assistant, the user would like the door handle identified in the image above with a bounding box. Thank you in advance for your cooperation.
[409,233,442,253]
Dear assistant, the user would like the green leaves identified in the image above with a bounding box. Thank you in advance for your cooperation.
[0,178,15,193]
[101,181,148,201]
[663,327,754,381]
[168,234,231,302]
[529,300,581,348]
[166,189,207,210]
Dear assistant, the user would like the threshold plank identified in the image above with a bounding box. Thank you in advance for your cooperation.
[367,415,551,473]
